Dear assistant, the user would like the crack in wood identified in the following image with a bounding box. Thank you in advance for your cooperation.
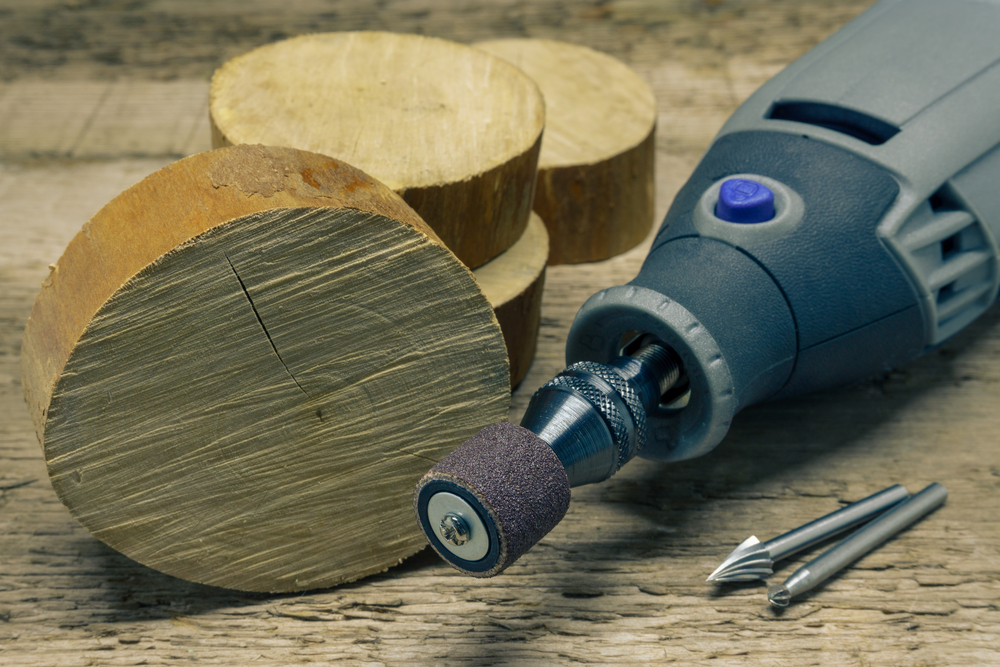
[405,451,439,465]
[224,253,308,397]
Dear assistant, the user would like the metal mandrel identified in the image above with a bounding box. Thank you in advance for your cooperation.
[768,482,948,607]
[707,484,910,582]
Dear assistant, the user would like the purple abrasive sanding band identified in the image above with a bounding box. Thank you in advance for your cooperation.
[415,421,571,577]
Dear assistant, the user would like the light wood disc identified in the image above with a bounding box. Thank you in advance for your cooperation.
[475,38,657,265]
[474,212,548,387]
[210,31,545,269]
[21,144,510,592]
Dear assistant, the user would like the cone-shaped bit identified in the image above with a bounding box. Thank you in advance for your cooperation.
[414,422,571,577]
[707,484,909,582]
[706,536,776,582]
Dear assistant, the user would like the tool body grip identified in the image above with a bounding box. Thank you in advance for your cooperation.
[567,0,1000,462]
[567,136,926,463]
[642,130,926,402]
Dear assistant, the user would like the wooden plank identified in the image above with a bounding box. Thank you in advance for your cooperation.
[0,0,874,83]
[2,0,999,665]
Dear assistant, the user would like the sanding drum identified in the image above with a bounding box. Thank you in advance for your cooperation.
[414,422,571,577]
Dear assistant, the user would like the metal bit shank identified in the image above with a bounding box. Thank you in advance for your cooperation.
[707,484,909,582]
[768,483,948,606]
[763,484,910,561]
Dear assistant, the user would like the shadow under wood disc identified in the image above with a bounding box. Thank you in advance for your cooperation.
[21,145,510,592]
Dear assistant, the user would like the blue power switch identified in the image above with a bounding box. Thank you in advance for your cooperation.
[715,178,775,223]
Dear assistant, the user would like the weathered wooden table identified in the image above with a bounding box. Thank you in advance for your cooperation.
[2,1,998,664]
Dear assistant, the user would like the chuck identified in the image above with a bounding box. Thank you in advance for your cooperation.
[414,337,683,576]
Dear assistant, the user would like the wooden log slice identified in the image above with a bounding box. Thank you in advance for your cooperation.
[209,31,545,269]
[474,212,548,387]
[475,39,657,265]
[20,144,510,592]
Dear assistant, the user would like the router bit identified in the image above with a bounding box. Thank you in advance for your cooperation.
[706,484,909,583]
[415,0,1000,577]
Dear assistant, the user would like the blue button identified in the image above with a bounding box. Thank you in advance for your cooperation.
[715,178,775,223]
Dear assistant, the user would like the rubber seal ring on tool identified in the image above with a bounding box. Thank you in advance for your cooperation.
[566,284,737,463]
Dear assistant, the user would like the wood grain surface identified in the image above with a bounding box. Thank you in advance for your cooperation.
[475,38,656,265]
[2,1,999,665]
[474,213,548,388]
[210,32,544,269]
[20,145,511,593]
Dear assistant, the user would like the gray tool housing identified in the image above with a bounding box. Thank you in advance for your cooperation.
[568,0,1000,462]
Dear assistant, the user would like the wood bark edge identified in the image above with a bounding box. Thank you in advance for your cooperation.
[534,125,655,265]
[474,38,657,265]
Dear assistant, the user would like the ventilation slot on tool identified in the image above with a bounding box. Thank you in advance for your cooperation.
[892,185,999,345]
[767,101,900,145]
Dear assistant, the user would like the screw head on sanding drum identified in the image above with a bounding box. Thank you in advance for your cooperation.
[414,421,571,577]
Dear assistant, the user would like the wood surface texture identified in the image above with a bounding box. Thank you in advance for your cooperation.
[210,31,545,269]
[19,144,511,592]
[2,0,999,665]
[473,213,548,388]
[475,39,657,265]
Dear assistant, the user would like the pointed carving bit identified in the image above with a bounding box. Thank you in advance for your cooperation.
[707,484,910,582]
[769,483,948,606]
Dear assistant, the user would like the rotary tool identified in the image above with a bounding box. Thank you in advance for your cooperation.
[415,0,1000,577]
